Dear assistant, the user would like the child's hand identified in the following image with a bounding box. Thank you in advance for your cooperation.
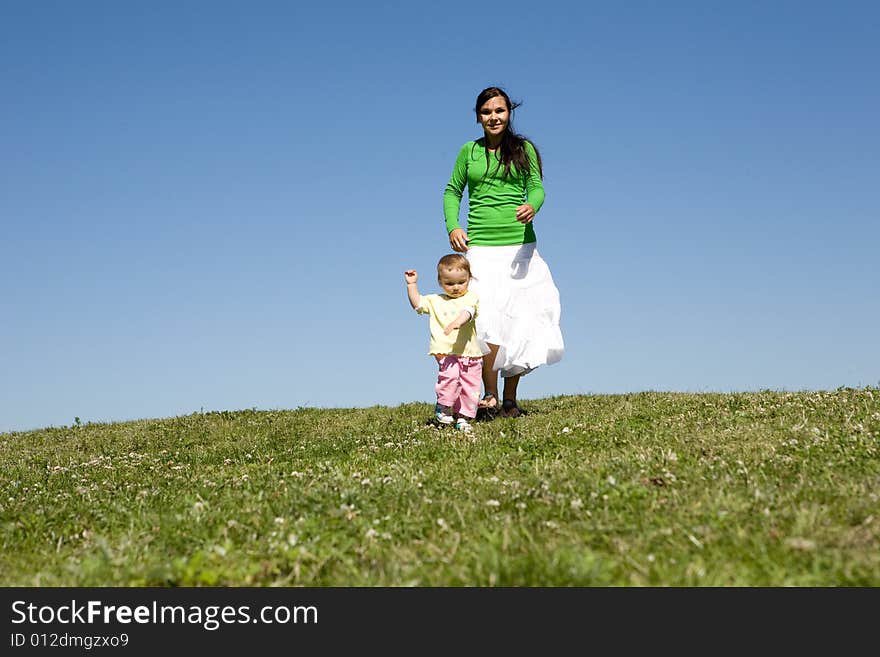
[443,309,472,335]
[404,270,418,284]
[443,317,466,335]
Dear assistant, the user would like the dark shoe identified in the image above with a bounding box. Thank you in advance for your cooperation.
[500,399,523,418]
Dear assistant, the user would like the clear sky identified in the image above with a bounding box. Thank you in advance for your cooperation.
[2,1,878,433]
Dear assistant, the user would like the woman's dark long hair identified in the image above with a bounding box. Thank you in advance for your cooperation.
[473,86,543,180]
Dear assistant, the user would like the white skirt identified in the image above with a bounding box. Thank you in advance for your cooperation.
[466,242,564,377]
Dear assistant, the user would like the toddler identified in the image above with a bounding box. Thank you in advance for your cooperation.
[404,254,483,433]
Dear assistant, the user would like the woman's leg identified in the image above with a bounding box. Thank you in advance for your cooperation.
[502,373,521,402]
[480,343,500,407]
[500,373,523,418]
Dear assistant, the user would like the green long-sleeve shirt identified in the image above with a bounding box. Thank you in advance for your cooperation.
[443,139,545,246]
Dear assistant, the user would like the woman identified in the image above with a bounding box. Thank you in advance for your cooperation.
[443,86,564,418]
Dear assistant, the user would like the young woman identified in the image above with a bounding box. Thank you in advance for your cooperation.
[443,86,564,418]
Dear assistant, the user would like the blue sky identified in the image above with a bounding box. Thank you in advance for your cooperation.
[2,1,878,433]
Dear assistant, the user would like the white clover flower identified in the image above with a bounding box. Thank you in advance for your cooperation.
[786,537,816,551]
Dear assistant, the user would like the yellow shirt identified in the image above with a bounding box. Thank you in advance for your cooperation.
[416,290,483,357]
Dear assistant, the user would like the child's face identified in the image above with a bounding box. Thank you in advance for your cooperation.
[438,267,469,298]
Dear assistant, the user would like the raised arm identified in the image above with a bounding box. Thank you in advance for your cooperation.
[404,270,421,309]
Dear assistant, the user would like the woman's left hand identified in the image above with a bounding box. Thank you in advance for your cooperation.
[515,203,535,224]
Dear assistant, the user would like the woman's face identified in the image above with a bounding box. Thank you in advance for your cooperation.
[477,96,509,140]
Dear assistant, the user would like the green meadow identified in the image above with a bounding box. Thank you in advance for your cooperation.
[2,388,878,586]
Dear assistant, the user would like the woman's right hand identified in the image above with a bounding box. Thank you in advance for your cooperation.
[448,228,469,252]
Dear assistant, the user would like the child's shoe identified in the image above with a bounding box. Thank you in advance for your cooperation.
[435,405,454,425]
[454,417,474,434]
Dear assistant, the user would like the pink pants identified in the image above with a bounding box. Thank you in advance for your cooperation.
[435,355,483,419]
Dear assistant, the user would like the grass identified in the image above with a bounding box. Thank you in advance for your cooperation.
[1,388,878,586]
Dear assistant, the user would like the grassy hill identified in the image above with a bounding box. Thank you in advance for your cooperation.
[1,389,878,586]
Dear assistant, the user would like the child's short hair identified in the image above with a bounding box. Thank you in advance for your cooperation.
[437,253,472,279]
